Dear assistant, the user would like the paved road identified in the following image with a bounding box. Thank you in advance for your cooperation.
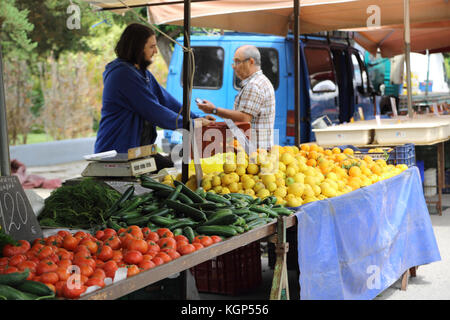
[24,161,450,300]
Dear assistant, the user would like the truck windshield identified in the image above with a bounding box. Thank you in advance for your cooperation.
[180,46,224,89]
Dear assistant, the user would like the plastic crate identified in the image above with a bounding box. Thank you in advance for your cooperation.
[340,143,416,167]
[190,241,262,295]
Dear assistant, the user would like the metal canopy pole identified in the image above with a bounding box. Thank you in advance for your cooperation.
[294,0,301,146]
[182,0,191,183]
[404,0,413,118]
[0,44,11,176]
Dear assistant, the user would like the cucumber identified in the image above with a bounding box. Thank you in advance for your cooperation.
[247,218,269,229]
[251,197,262,205]
[243,213,262,223]
[119,211,142,220]
[173,180,205,203]
[205,192,232,206]
[124,215,151,226]
[146,207,172,217]
[0,284,39,300]
[232,208,252,216]
[233,216,247,226]
[167,185,183,201]
[249,205,279,218]
[230,225,245,234]
[0,270,29,286]
[168,218,199,230]
[154,190,194,205]
[16,280,55,297]
[206,209,233,220]
[183,226,195,243]
[202,213,239,226]
[190,202,220,211]
[165,199,207,222]
[149,215,178,227]
[141,181,175,192]
[228,193,254,202]
[195,187,206,198]
[172,228,183,237]
[104,185,135,219]
[141,204,160,214]
[196,225,237,237]
[271,207,294,216]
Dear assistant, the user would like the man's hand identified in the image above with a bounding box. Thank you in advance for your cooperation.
[197,100,216,114]
[203,115,216,121]
[198,117,214,127]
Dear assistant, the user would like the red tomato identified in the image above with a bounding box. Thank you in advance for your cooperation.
[37,246,54,260]
[138,260,155,271]
[0,257,9,266]
[194,235,213,247]
[57,230,71,238]
[17,260,37,273]
[55,281,66,297]
[156,228,173,239]
[2,242,25,257]
[85,277,105,288]
[119,233,135,249]
[95,230,105,241]
[174,235,189,243]
[126,265,140,277]
[146,240,160,254]
[176,240,190,249]
[96,245,113,262]
[141,227,152,239]
[104,236,121,250]
[79,239,99,255]
[111,250,123,263]
[151,256,164,266]
[62,283,87,299]
[127,239,148,254]
[158,237,177,250]
[91,268,106,280]
[146,231,159,242]
[78,264,94,277]
[155,252,172,263]
[178,244,196,256]
[36,260,58,275]
[142,254,155,261]
[125,226,144,240]
[40,272,59,285]
[3,266,19,274]
[74,231,88,240]
[45,235,63,248]
[58,259,72,270]
[163,248,181,260]
[100,228,117,241]
[123,250,143,265]
[102,260,118,279]
[8,254,27,267]
[210,235,223,244]
[55,267,70,281]
[62,235,80,251]
[56,248,72,261]
[192,243,204,251]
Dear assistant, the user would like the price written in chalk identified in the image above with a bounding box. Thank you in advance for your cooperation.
[0,176,42,242]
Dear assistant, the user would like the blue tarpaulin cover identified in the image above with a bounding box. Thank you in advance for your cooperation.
[294,166,441,300]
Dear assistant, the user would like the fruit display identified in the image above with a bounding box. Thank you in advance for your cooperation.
[163,144,409,208]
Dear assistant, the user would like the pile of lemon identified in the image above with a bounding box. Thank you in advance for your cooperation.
[164,144,409,208]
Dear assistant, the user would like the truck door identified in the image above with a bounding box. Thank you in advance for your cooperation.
[350,49,375,119]
[303,44,340,141]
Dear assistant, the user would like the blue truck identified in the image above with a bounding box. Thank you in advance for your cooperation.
[162,32,378,151]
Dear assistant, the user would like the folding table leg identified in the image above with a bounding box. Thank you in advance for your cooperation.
[270,217,290,300]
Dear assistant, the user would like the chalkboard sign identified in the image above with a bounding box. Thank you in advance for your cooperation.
[0,176,43,242]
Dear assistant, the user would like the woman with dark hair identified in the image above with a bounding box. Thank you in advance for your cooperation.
[94,23,214,156]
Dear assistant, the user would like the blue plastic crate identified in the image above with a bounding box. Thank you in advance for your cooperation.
[387,143,416,167]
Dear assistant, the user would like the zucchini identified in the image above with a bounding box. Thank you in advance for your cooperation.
[167,185,183,201]
[249,205,279,218]
[183,226,195,243]
[168,219,199,230]
[165,199,207,222]
[243,213,262,223]
[230,225,245,234]
[141,204,160,214]
[0,284,39,300]
[146,207,172,217]
[139,175,160,184]
[124,215,151,226]
[262,196,278,206]
[195,187,206,198]
[271,207,294,216]
[173,228,183,237]
[233,217,247,226]
[149,215,178,227]
[247,218,269,229]
[16,280,55,297]
[205,192,232,206]
[202,213,239,226]
[251,197,262,205]
[154,190,194,205]
[173,180,205,203]
[114,197,144,217]
[141,181,175,192]
[190,201,219,211]
[228,193,254,202]
[196,225,237,237]
[119,211,142,220]
[232,208,252,216]
[104,185,135,219]
[0,270,29,286]
[206,209,233,220]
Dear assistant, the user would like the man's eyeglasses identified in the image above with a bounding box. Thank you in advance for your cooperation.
[232,58,250,67]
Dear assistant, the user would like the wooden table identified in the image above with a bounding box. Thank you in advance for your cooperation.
[79,215,297,300]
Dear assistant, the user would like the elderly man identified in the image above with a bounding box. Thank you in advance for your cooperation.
[197,45,276,150]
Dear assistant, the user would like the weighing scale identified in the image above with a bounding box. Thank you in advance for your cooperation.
[81,144,158,177]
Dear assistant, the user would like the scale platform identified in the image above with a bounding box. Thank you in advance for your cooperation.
[81,144,158,177]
